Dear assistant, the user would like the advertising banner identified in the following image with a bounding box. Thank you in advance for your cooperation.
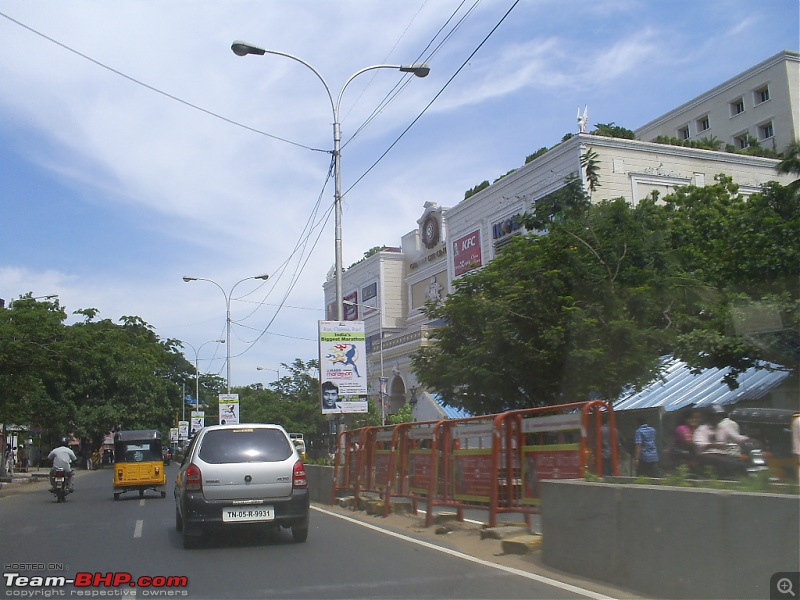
[178,421,189,441]
[522,444,581,505]
[319,320,368,414]
[218,394,239,425]
[453,450,493,502]
[452,229,482,276]
[409,450,434,494]
[190,410,205,436]
[170,427,178,444]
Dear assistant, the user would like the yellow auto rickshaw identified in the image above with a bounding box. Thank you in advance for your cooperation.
[113,430,167,500]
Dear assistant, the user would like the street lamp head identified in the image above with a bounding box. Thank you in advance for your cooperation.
[182,276,197,282]
[231,40,266,57]
[254,273,270,281]
[400,63,430,78]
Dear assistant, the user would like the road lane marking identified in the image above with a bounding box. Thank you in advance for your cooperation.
[139,499,145,507]
[312,505,612,600]
[133,519,143,538]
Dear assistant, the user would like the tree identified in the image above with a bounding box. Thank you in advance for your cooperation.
[413,187,675,414]
[591,123,635,139]
[236,359,331,457]
[662,176,800,384]
[776,141,800,194]
[0,297,193,453]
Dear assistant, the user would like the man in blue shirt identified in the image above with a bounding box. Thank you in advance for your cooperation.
[634,416,660,477]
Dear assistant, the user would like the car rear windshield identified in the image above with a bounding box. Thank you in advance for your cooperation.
[198,428,293,464]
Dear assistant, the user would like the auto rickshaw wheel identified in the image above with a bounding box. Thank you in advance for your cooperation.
[139,489,144,497]
[160,491,166,498]
[114,493,120,501]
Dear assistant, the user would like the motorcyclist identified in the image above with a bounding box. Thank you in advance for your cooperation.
[48,437,77,492]
[693,405,751,478]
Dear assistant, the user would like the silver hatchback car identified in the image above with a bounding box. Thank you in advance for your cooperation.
[174,423,309,548]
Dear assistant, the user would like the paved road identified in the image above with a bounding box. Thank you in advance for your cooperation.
[1,467,642,599]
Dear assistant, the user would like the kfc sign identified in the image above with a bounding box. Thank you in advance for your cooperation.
[452,230,482,276]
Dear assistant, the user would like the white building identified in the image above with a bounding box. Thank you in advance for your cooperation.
[322,52,799,419]
[635,50,799,153]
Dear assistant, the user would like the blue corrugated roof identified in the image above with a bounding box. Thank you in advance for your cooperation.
[613,356,791,412]
[433,394,473,419]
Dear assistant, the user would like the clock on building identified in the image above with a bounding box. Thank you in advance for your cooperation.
[421,214,440,249]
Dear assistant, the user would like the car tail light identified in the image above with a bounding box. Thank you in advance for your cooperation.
[185,464,202,492]
[292,460,307,489]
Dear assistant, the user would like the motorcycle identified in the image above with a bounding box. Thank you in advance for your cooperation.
[50,467,72,502]
[737,440,771,478]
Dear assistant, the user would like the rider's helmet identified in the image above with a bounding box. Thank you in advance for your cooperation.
[59,437,70,447]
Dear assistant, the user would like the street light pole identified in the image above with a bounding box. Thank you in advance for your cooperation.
[182,273,269,393]
[343,299,385,425]
[256,366,280,381]
[231,41,429,320]
[183,339,226,415]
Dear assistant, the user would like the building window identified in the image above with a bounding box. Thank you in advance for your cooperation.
[734,132,751,149]
[696,115,710,132]
[730,98,745,116]
[759,121,774,141]
[754,85,770,105]
[678,125,690,139]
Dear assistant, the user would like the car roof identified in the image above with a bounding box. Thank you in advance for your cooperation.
[199,423,288,432]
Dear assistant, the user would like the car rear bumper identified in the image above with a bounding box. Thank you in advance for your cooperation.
[180,489,309,529]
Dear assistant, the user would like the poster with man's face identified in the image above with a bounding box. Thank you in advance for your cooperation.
[319,320,368,414]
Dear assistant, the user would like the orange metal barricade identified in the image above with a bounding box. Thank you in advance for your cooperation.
[331,400,617,527]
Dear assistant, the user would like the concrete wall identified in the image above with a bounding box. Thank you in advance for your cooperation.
[306,464,335,505]
[541,480,800,599]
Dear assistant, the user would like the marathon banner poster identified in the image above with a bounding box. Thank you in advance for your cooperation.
[218,394,239,425]
[190,410,205,436]
[319,320,369,414]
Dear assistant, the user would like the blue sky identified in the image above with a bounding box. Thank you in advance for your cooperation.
[1,0,798,387]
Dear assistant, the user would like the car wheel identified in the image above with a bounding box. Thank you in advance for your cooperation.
[182,527,201,549]
[175,507,183,532]
[291,521,309,543]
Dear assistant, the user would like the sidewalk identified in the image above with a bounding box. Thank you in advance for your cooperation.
[0,468,72,496]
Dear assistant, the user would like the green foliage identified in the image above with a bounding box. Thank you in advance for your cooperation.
[464,181,490,200]
[591,122,635,139]
[0,296,192,448]
[580,149,601,193]
[652,135,778,158]
[388,402,413,424]
[236,359,330,451]
[525,147,549,164]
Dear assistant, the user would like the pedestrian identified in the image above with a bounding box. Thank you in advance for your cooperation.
[17,445,28,473]
[5,445,16,476]
[634,416,660,477]
[671,408,701,473]
[792,414,800,483]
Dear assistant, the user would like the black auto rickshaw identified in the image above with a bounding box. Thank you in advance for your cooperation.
[113,430,167,500]
[729,408,799,483]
